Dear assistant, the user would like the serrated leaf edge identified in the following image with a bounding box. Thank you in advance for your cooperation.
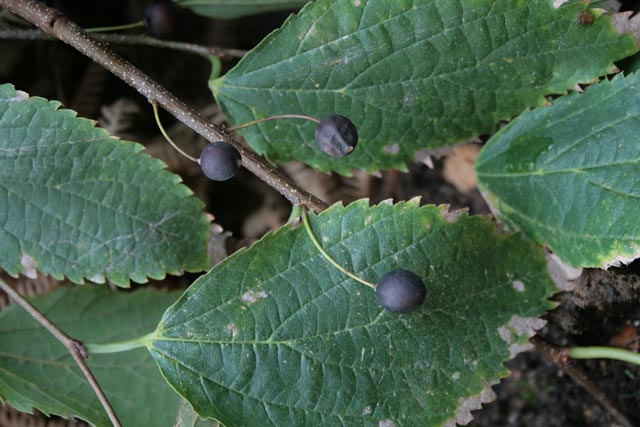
[213,1,638,175]
[0,84,210,286]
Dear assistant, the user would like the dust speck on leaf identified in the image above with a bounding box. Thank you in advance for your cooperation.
[576,11,594,26]
[225,323,239,338]
[362,406,372,415]
[512,280,525,292]
[20,254,38,279]
[240,290,268,304]
[378,420,396,427]
[364,215,373,226]
[383,144,400,155]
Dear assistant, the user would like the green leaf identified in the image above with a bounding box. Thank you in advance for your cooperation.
[211,0,637,175]
[174,0,308,19]
[0,286,180,427]
[149,200,557,427]
[475,73,640,269]
[0,84,209,286]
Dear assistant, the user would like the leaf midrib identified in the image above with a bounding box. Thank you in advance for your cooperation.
[221,2,604,96]
[495,196,640,242]
[476,159,640,178]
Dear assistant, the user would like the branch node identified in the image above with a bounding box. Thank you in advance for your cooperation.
[46,11,64,29]
[74,340,89,360]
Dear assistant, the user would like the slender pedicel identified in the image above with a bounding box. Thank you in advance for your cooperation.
[151,100,199,163]
[86,21,145,33]
[228,114,320,131]
[301,209,376,289]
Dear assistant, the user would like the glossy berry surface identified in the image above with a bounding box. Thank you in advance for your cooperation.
[315,114,358,157]
[144,0,175,38]
[199,141,242,181]
[375,269,426,313]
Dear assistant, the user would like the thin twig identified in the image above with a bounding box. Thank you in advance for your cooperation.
[0,278,122,427]
[0,0,327,211]
[532,336,634,427]
[0,28,247,59]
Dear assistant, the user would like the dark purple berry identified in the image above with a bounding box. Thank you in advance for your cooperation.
[144,0,175,38]
[315,114,358,157]
[199,141,242,181]
[375,269,426,313]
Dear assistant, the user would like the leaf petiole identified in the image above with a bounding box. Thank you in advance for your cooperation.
[85,331,157,354]
[569,346,640,366]
[301,209,375,289]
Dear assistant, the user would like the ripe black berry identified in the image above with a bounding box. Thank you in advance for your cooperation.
[315,114,358,157]
[375,269,426,313]
[144,0,175,38]
[199,141,242,181]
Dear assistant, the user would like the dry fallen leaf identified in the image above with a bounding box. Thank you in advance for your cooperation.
[442,144,481,194]
[609,325,639,351]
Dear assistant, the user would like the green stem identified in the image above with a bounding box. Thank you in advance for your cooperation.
[151,100,199,163]
[286,204,302,224]
[86,20,145,33]
[568,346,640,366]
[209,55,222,80]
[301,209,376,289]
[229,114,320,132]
[86,331,156,354]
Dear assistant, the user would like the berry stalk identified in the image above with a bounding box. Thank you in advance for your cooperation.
[0,0,328,212]
[85,20,145,33]
[151,100,201,163]
[228,114,320,131]
[301,209,376,289]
